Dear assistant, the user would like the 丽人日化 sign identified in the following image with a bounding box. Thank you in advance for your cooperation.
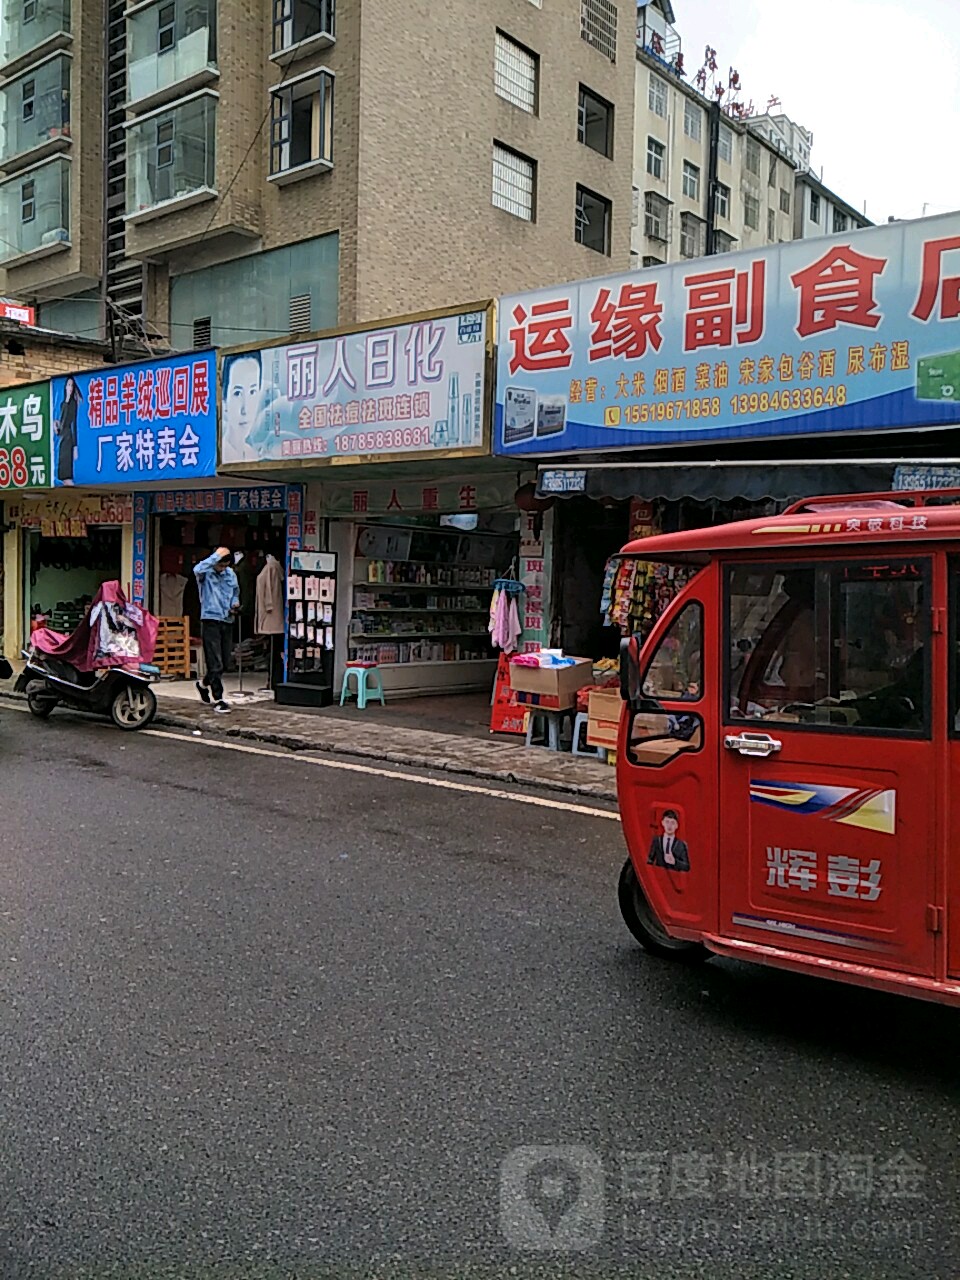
[494,210,960,455]
[218,306,491,467]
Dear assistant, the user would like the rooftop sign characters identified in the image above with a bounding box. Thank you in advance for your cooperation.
[494,210,960,455]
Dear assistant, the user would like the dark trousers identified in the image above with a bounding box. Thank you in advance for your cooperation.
[201,619,233,702]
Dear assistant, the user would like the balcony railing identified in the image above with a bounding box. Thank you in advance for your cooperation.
[127,0,217,110]
[637,11,684,79]
[0,155,69,264]
[272,0,334,64]
[0,51,70,170]
[125,91,216,220]
[0,0,71,76]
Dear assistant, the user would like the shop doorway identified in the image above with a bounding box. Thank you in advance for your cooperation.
[24,527,123,637]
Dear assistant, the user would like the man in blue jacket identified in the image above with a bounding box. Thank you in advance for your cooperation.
[194,546,239,713]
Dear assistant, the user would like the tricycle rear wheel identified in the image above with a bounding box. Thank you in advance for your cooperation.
[618,858,708,963]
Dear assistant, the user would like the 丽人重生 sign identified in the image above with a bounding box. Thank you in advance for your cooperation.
[51,351,216,487]
[0,380,52,490]
[494,210,960,455]
[219,306,491,466]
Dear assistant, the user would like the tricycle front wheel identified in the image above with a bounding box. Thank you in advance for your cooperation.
[618,859,708,963]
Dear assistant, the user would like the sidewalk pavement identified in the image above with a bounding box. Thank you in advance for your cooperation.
[3,676,619,802]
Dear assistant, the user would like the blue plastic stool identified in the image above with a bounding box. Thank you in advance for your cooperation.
[525,708,574,751]
[572,710,607,762]
[340,663,386,709]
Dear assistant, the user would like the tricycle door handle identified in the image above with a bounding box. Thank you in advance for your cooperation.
[723,732,782,758]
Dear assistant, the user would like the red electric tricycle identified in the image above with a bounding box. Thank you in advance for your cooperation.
[616,488,960,1007]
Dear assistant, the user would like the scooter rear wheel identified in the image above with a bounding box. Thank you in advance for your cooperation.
[618,858,708,963]
[26,681,57,720]
[110,684,157,731]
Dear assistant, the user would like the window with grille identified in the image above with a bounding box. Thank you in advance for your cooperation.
[644,191,668,241]
[744,192,759,229]
[718,123,733,164]
[683,99,702,141]
[193,316,212,347]
[745,136,760,177]
[680,212,703,258]
[495,31,537,114]
[580,0,617,61]
[575,184,611,254]
[716,181,730,220]
[646,136,664,179]
[779,187,791,214]
[682,161,700,201]
[578,85,613,157]
[833,208,848,233]
[810,190,820,223]
[648,72,667,118]
[492,143,535,221]
[767,207,776,239]
[289,294,311,332]
[715,231,735,254]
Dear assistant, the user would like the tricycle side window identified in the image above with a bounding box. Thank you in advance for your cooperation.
[627,601,704,767]
[725,560,930,736]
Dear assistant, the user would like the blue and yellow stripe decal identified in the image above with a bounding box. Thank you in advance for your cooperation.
[750,781,896,834]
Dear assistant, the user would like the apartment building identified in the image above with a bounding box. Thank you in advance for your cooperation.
[744,110,813,172]
[0,0,638,352]
[634,5,796,268]
[795,170,871,240]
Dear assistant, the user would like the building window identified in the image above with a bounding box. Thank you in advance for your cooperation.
[715,230,736,254]
[810,190,820,223]
[833,208,848,233]
[744,191,760,229]
[715,181,730,220]
[289,293,311,333]
[193,316,211,347]
[642,255,663,267]
[767,207,776,239]
[644,190,668,241]
[578,85,613,157]
[682,160,700,201]
[683,99,702,141]
[492,142,535,221]
[273,0,336,56]
[23,0,38,21]
[495,32,538,114]
[580,0,617,61]
[20,177,34,222]
[768,152,777,187]
[718,123,733,164]
[632,185,640,227]
[157,2,175,53]
[270,70,334,179]
[575,184,611,254]
[21,76,34,122]
[779,187,791,214]
[680,212,702,258]
[646,136,664,179]
[156,118,174,168]
[648,72,667,118]
[745,135,760,177]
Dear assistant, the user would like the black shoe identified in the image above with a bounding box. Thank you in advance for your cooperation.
[196,681,211,705]
[215,700,231,714]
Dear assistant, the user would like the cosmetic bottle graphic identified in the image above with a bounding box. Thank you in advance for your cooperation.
[448,375,460,445]
[462,394,472,443]
[433,419,449,446]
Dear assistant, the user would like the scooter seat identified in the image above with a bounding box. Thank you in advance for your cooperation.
[139,664,161,677]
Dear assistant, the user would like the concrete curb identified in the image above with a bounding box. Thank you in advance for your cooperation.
[0,690,619,803]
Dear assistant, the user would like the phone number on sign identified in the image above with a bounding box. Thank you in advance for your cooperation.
[617,397,723,425]
[335,427,433,454]
[730,385,848,415]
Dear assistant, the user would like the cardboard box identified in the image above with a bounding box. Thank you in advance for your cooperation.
[587,688,623,748]
[508,656,593,710]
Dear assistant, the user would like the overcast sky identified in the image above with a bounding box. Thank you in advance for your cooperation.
[672,0,959,224]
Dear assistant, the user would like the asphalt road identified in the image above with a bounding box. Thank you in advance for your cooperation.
[1,707,958,1279]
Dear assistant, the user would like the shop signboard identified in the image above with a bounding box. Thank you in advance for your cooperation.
[7,493,133,533]
[219,306,491,467]
[150,486,289,514]
[318,472,518,518]
[51,351,216,487]
[0,380,52,490]
[494,210,960,454]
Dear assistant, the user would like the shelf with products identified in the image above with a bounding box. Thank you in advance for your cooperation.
[350,631,489,642]
[348,637,494,666]
[353,587,486,611]
[355,560,497,589]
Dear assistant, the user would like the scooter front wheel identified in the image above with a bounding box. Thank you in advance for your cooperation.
[618,858,708,963]
[110,684,157,731]
[26,681,57,719]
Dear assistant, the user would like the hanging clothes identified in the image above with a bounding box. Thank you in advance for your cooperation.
[489,587,522,654]
[256,554,285,635]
